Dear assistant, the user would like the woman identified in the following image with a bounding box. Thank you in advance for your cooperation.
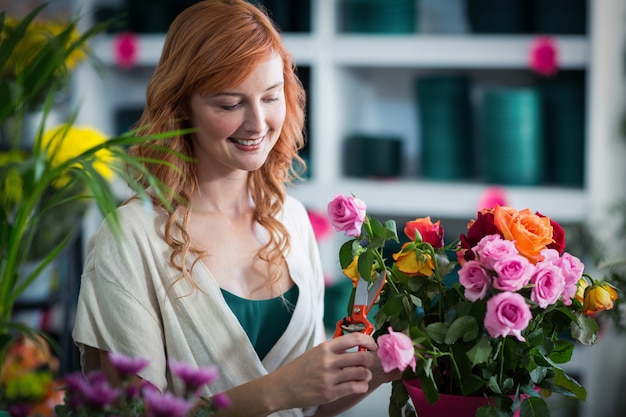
[72,1,399,416]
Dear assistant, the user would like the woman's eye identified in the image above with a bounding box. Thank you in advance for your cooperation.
[264,96,280,103]
[220,102,242,111]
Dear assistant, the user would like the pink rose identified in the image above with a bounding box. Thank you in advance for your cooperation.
[327,194,367,237]
[530,262,566,308]
[484,292,532,342]
[553,251,584,306]
[474,234,518,269]
[376,327,416,373]
[492,254,534,292]
[458,260,491,301]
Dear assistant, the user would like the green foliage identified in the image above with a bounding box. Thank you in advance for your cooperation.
[0,3,192,390]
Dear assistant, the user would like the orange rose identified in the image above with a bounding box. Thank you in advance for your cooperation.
[582,282,619,315]
[393,243,435,277]
[493,206,553,263]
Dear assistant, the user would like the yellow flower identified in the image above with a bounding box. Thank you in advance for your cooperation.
[582,282,619,316]
[0,152,25,208]
[575,278,589,304]
[1,17,86,79]
[393,243,435,277]
[342,256,361,286]
[41,124,115,188]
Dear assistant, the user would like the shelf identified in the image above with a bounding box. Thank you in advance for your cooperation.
[332,35,589,68]
[288,179,587,223]
[90,34,588,69]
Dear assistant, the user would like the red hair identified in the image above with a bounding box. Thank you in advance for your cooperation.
[128,0,307,286]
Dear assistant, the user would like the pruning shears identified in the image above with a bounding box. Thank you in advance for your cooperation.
[333,272,386,349]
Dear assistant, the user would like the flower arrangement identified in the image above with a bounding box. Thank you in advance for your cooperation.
[327,194,620,417]
[0,335,230,417]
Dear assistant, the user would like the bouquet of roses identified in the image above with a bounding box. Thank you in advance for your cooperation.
[327,194,619,417]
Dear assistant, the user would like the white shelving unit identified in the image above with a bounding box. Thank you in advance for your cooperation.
[78,2,595,225]
[73,1,626,416]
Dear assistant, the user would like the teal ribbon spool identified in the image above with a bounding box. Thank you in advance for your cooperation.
[481,88,544,185]
[537,71,586,187]
[416,75,474,180]
[340,0,417,34]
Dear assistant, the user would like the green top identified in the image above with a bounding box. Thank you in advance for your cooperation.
[221,285,299,360]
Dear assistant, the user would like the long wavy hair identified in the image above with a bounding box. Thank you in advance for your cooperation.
[128,0,307,289]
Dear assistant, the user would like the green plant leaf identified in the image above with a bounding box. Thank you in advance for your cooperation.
[426,322,448,344]
[519,395,550,417]
[569,312,599,345]
[445,315,479,344]
[467,336,492,366]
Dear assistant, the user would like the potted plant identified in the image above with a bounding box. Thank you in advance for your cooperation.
[327,194,620,417]
[0,4,188,405]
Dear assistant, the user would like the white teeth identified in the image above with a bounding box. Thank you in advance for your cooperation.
[232,136,263,146]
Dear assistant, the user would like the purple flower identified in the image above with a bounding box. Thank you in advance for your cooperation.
[143,387,195,417]
[169,359,219,392]
[530,262,566,308]
[212,392,232,410]
[81,371,122,409]
[108,352,150,377]
[492,254,534,292]
[458,260,491,301]
[7,403,31,417]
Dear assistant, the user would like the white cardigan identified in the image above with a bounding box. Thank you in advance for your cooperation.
[72,196,326,416]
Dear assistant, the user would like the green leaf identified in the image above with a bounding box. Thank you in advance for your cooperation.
[519,396,550,417]
[426,322,448,344]
[570,312,599,345]
[547,339,574,364]
[339,240,356,268]
[418,375,440,405]
[445,315,479,344]
[467,336,492,366]
[358,248,376,280]
[549,367,586,400]
[460,373,487,396]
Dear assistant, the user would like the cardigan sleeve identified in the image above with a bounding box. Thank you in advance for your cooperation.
[72,203,171,391]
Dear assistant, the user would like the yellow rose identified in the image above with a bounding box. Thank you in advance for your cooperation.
[582,282,618,315]
[342,256,361,287]
[575,278,589,304]
[494,205,553,263]
[393,243,434,277]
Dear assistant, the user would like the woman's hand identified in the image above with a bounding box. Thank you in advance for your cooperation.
[214,332,404,416]
[268,332,379,411]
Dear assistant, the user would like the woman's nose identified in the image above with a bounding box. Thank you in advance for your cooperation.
[243,103,266,134]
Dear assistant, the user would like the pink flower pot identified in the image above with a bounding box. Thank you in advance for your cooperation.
[403,379,523,417]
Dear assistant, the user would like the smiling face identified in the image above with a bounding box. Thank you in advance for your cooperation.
[188,56,286,179]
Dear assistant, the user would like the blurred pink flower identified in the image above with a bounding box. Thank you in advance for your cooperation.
[529,36,558,77]
[307,209,332,241]
[477,186,507,210]
[113,32,139,69]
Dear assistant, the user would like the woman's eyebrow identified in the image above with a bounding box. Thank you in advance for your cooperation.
[212,82,284,98]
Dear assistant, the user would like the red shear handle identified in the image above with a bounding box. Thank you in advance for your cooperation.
[333,305,374,351]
